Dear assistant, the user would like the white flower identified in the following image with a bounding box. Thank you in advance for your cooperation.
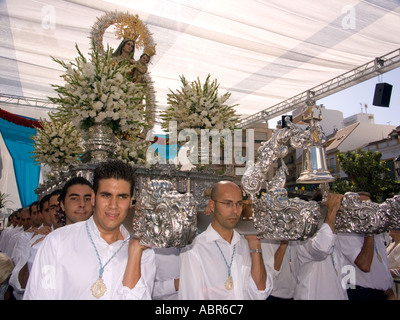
[48,45,153,166]
[203,118,211,127]
[93,101,103,111]
[160,75,239,166]
[32,118,83,169]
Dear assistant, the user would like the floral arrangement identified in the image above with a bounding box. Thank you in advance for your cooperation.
[160,74,240,135]
[31,116,83,169]
[49,44,152,136]
[116,129,151,166]
[30,11,159,178]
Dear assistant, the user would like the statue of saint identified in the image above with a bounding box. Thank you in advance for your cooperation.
[112,39,150,83]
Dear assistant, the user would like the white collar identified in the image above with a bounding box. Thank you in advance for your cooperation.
[204,223,241,246]
[87,216,130,245]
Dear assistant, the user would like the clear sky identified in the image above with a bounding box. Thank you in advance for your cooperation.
[316,67,399,127]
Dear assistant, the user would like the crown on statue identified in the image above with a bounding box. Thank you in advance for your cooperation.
[114,13,156,56]
[90,11,157,57]
[143,44,156,57]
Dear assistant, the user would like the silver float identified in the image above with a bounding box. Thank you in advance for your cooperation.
[131,179,198,248]
[240,106,400,239]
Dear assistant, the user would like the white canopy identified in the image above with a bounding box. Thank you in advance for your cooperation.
[1,0,400,122]
[1,0,400,211]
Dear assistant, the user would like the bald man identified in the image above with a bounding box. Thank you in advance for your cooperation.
[179,181,272,300]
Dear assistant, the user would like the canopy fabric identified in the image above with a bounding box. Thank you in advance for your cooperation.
[1,0,400,122]
[0,117,40,207]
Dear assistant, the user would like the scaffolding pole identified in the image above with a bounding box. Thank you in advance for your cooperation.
[239,48,400,128]
[0,93,57,111]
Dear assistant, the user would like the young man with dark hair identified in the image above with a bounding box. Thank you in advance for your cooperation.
[24,160,155,299]
[59,176,93,225]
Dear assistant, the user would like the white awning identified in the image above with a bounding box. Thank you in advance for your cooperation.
[1,0,400,122]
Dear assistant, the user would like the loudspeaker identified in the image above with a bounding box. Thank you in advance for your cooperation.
[373,82,393,107]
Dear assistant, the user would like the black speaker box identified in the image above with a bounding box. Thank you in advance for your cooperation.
[373,82,393,107]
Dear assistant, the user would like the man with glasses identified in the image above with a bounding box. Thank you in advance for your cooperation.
[178,181,272,299]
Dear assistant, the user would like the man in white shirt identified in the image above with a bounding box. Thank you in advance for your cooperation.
[47,189,63,230]
[261,240,298,300]
[27,201,42,231]
[338,233,394,300]
[0,212,18,253]
[4,208,27,259]
[25,194,52,272]
[179,181,272,300]
[337,192,394,300]
[39,194,53,231]
[293,193,348,300]
[11,178,94,299]
[152,247,180,300]
[9,201,43,299]
[23,191,61,274]
[59,176,94,225]
[24,160,155,300]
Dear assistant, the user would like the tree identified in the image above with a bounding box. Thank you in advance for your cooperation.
[332,149,400,202]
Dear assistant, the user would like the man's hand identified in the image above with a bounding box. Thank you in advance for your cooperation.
[245,234,261,250]
[324,193,343,232]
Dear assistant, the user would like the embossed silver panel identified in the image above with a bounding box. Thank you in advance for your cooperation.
[132,179,198,248]
[335,193,400,234]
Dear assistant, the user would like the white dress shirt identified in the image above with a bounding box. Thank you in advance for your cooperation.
[27,236,46,272]
[3,226,23,258]
[337,233,393,291]
[9,230,41,299]
[178,224,273,300]
[261,240,298,299]
[0,225,14,252]
[387,241,400,271]
[294,223,348,300]
[152,247,180,300]
[23,216,156,300]
[27,225,52,272]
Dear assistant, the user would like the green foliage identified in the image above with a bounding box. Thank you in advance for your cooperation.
[0,192,9,209]
[332,149,400,202]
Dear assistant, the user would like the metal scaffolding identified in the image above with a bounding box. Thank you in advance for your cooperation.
[1,49,400,128]
[0,93,57,111]
[239,48,400,128]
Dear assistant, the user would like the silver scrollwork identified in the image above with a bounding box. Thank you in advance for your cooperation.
[240,109,400,239]
[335,193,400,234]
[250,160,322,240]
[132,179,198,248]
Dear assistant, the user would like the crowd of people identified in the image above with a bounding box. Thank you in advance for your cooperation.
[0,159,399,300]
